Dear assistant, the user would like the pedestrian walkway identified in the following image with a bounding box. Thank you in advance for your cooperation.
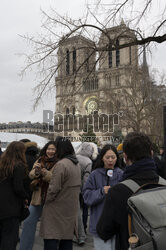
[17,222,94,250]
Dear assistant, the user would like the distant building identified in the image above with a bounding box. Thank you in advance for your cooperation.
[0,121,54,138]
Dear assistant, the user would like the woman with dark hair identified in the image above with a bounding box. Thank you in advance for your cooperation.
[82,144,123,250]
[40,137,81,250]
[0,141,29,250]
[20,139,39,205]
[19,140,58,250]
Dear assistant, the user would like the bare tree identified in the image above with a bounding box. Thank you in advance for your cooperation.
[99,63,166,144]
[20,0,166,107]
[101,66,151,133]
[147,72,166,144]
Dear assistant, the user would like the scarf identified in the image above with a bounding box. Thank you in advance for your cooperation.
[38,155,57,204]
[39,155,57,170]
[121,157,156,181]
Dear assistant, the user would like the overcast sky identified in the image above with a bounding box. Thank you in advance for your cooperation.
[0,0,165,123]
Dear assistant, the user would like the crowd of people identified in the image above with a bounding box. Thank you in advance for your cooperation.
[0,133,165,250]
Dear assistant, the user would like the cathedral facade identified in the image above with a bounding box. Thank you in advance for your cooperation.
[55,22,142,139]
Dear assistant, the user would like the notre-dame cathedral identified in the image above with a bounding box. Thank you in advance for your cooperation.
[55,22,148,139]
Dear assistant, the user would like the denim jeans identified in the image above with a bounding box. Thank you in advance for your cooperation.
[93,235,115,250]
[44,239,73,250]
[77,202,86,242]
[82,202,88,233]
[19,205,43,250]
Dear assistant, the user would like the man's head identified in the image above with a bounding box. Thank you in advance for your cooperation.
[20,139,31,143]
[123,132,152,164]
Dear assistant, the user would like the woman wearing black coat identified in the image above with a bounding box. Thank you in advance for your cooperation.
[0,141,29,250]
[20,140,39,204]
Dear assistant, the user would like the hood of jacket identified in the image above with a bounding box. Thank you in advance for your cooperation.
[25,141,38,155]
[89,142,98,160]
[65,154,79,165]
[76,142,97,159]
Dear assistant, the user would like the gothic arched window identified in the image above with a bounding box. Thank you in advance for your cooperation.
[117,100,121,109]
[83,77,98,92]
[86,56,89,72]
[73,48,76,73]
[66,49,70,75]
[87,80,90,92]
[72,106,75,115]
[66,107,69,115]
[106,74,111,88]
[115,75,120,86]
[95,77,98,89]
[108,43,112,68]
[116,40,120,67]
[129,46,132,65]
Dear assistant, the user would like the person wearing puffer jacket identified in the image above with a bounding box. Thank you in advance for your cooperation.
[75,142,98,245]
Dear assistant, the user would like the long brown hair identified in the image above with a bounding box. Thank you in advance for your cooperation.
[0,141,27,180]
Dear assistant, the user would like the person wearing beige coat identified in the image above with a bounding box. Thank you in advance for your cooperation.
[40,138,81,250]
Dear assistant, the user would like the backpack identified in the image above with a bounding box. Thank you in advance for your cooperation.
[122,177,166,250]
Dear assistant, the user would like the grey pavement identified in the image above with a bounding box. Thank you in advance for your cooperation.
[17,222,94,250]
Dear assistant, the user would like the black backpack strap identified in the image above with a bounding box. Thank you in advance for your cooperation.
[121,179,140,193]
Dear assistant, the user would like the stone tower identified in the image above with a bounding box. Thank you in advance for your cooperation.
[55,22,139,137]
